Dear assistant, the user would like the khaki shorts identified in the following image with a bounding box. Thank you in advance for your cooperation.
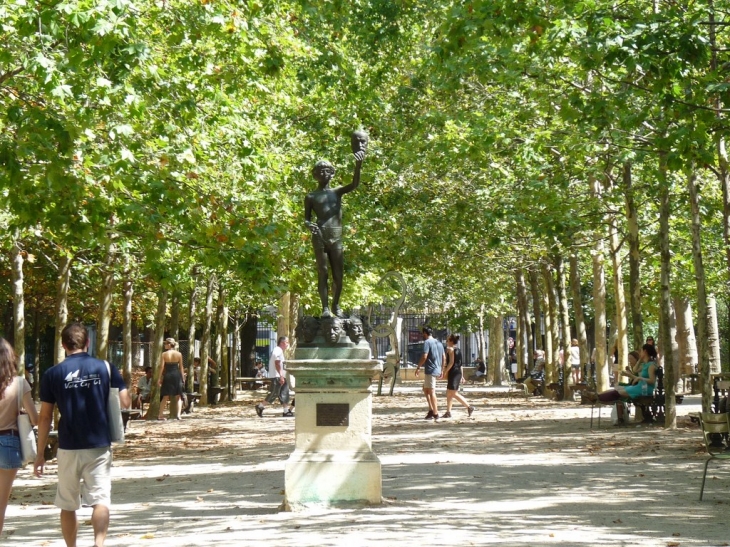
[55,447,112,511]
[423,374,437,390]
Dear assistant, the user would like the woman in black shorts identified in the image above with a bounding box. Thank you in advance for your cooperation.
[442,334,475,418]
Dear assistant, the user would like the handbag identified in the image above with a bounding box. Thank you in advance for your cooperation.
[16,376,37,465]
[104,361,125,444]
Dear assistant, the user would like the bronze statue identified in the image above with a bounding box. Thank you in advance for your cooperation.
[345,316,365,344]
[321,316,344,344]
[305,130,368,318]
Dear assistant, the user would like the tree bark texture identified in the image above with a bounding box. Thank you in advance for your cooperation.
[658,156,676,428]
[96,241,116,361]
[569,254,589,368]
[122,273,133,388]
[542,263,560,385]
[54,254,72,365]
[687,169,712,411]
[708,296,722,376]
[240,310,258,377]
[673,297,698,379]
[516,269,532,373]
[623,162,644,349]
[146,289,168,420]
[592,238,609,392]
[528,269,543,350]
[609,214,629,376]
[490,315,505,386]
[200,275,216,405]
[169,290,180,342]
[11,241,25,373]
[218,286,230,402]
[555,255,572,400]
[186,284,199,393]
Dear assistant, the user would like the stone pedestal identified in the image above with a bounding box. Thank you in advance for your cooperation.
[284,336,382,508]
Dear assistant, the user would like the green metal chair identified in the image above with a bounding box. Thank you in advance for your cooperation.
[698,412,730,501]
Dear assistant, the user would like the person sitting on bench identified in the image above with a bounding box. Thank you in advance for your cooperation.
[586,344,657,405]
[517,350,545,395]
[133,366,153,410]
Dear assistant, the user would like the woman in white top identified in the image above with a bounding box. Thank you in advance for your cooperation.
[0,338,38,534]
[570,339,581,385]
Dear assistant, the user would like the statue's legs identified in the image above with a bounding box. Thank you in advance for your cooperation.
[329,246,344,317]
[313,246,330,316]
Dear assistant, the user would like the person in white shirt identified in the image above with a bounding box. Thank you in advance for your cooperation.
[255,337,293,417]
[133,367,153,409]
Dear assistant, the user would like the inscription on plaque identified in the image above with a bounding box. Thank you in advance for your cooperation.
[316,403,350,427]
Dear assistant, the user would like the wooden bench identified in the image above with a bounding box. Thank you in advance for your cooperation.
[235,377,270,390]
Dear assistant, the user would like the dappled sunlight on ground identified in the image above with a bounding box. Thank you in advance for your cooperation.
[3,384,728,546]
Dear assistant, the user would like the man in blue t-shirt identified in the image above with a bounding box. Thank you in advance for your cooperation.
[415,326,445,420]
[35,323,130,547]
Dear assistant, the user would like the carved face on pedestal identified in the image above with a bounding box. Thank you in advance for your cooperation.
[346,317,364,344]
[296,316,320,344]
[322,316,344,344]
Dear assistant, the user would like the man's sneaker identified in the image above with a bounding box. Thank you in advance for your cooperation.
[424,410,434,420]
[442,412,452,418]
[283,409,294,417]
[255,404,264,417]
[468,406,475,417]
[433,414,440,421]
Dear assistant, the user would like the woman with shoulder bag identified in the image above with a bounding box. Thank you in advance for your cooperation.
[0,337,38,534]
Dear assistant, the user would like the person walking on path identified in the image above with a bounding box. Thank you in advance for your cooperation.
[0,338,38,535]
[441,334,474,418]
[158,338,184,421]
[256,337,293,418]
[415,326,445,421]
[34,323,130,547]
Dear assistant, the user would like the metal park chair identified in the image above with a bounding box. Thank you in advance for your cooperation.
[698,412,730,501]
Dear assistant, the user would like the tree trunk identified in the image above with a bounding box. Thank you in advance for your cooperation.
[708,296,722,376]
[555,255,572,400]
[609,214,629,376]
[593,237,609,392]
[623,162,644,349]
[687,168,711,411]
[240,310,258,377]
[673,297,698,381]
[528,269,543,350]
[96,241,116,361]
[169,290,180,341]
[54,254,72,365]
[542,263,560,385]
[569,254,589,369]
[231,313,241,397]
[146,288,168,420]
[287,293,300,356]
[122,273,133,388]
[490,315,505,386]
[477,304,487,362]
[200,275,216,405]
[542,287,553,382]
[32,308,40,400]
[214,292,223,389]
[218,286,230,402]
[658,155,676,428]
[516,269,532,373]
[186,284,199,393]
[11,241,25,373]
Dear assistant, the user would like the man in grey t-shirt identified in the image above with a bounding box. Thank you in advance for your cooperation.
[415,326,445,420]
